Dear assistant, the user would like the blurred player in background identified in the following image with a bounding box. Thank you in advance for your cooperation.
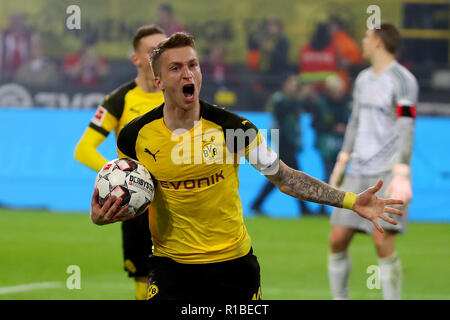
[250,74,311,216]
[328,22,418,300]
[310,75,350,215]
[89,32,404,300]
[74,25,166,300]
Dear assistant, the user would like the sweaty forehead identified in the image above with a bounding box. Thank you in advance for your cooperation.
[161,46,198,64]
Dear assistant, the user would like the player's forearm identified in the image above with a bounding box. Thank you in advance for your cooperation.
[341,109,358,153]
[394,117,415,165]
[268,161,346,208]
[74,143,108,172]
[74,128,109,172]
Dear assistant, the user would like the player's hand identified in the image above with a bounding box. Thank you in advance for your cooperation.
[385,164,412,203]
[329,151,350,188]
[90,188,134,225]
[352,180,404,233]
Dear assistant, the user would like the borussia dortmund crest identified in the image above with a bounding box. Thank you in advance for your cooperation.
[202,136,219,164]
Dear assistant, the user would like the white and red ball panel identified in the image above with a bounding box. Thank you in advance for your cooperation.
[94,158,154,216]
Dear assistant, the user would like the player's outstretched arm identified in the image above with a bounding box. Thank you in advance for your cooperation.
[90,188,133,225]
[266,161,404,232]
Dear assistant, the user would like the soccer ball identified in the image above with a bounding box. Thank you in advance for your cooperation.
[95,158,155,216]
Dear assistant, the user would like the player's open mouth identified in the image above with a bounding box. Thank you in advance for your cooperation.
[182,84,195,101]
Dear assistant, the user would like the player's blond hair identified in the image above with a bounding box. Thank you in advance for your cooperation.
[150,32,196,77]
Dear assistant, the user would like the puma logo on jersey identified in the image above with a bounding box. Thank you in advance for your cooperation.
[145,148,160,161]
[242,120,249,125]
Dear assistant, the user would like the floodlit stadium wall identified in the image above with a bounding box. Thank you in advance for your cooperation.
[0,108,449,222]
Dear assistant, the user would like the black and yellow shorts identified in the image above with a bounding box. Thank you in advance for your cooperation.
[146,248,262,300]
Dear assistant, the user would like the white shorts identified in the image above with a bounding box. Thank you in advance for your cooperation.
[330,171,409,234]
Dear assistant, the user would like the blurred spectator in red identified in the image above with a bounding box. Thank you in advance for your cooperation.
[328,16,363,67]
[157,4,186,36]
[246,21,264,72]
[14,40,60,87]
[244,20,266,109]
[0,12,40,81]
[328,16,363,89]
[62,37,109,87]
[298,23,340,90]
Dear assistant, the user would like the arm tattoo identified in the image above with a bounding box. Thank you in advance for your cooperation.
[268,161,346,208]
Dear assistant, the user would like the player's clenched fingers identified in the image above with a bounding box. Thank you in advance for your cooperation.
[384,207,403,216]
[379,214,398,225]
[104,197,122,220]
[91,188,100,207]
[114,211,134,223]
[109,197,123,214]
[101,195,116,214]
[113,205,129,219]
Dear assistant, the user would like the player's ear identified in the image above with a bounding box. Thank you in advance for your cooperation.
[131,52,139,67]
[154,76,163,90]
[374,34,383,50]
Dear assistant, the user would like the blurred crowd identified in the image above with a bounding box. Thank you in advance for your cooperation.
[1,3,447,215]
[0,4,447,110]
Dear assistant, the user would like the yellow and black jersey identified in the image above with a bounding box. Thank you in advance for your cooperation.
[88,80,165,158]
[75,80,164,171]
[117,100,277,264]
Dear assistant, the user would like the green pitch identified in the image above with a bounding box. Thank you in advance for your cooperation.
[0,209,449,300]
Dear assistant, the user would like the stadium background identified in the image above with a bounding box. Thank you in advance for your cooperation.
[0,0,449,300]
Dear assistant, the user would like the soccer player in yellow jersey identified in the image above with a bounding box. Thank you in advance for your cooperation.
[89,33,404,300]
[74,25,166,300]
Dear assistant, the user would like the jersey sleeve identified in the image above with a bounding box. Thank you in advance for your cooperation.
[393,73,419,113]
[74,127,109,172]
[88,82,135,136]
[88,95,121,137]
[341,74,362,153]
[219,110,279,175]
[392,73,419,166]
[117,119,138,161]
[74,93,122,172]
[246,132,279,175]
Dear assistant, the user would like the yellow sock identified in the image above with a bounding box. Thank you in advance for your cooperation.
[134,280,148,300]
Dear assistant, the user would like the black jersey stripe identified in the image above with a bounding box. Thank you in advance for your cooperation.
[89,122,110,136]
[117,103,164,160]
[101,80,137,119]
[200,100,258,153]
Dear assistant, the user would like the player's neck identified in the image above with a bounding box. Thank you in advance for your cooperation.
[371,51,395,75]
[163,100,201,132]
[135,72,159,93]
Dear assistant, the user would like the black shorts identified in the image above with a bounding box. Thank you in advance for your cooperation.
[146,248,261,300]
[121,210,153,278]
